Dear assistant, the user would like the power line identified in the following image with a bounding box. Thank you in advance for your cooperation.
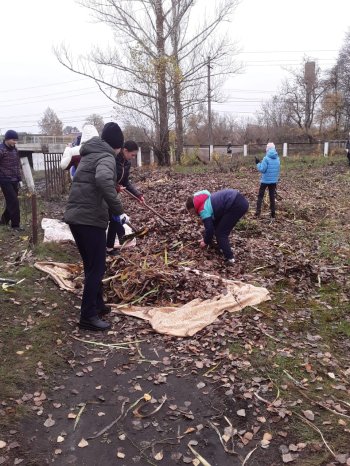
[11,112,115,130]
[0,77,89,94]
[0,90,112,109]
[0,86,98,105]
[238,49,338,54]
[0,104,115,123]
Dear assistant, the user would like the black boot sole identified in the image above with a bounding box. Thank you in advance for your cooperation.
[78,322,111,331]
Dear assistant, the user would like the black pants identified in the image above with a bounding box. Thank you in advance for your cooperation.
[347,149,350,165]
[215,193,249,259]
[256,183,276,218]
[106,213,125,248]
[0,181,20,227]
[69,224,107,319]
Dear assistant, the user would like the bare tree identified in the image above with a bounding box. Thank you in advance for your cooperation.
[63,125,80,135]
[185,107,240,145]
[38,107,63,136]
[281,60,325,142]
[54,0,239,165]
[256,94,296,142]
[85,113,105,135]
[330,30,350,133]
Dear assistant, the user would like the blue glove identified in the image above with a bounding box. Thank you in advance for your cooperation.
[112,215,124,223]
[112,213,129,224]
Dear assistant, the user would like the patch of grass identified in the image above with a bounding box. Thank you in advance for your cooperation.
[173,164,211,175]
[335,320,350,337]
[228,341,246,355]
[0,226,78,429]
[34,241,77,262]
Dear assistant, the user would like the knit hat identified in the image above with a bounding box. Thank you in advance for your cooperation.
[266,142,275,151]
[4,130,19,141]
[101,122,124,149]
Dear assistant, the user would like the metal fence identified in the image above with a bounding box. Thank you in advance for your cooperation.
[43,153,68,199]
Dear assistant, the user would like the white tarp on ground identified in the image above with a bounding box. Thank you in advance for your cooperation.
[34,261,270,337]
[41,218,135,247]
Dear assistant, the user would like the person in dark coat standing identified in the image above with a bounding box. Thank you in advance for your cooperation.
[64,122,125,331]
[186,189,249,265]
[0,130,23,230]
[106,140,144,255]
[346,133,350,166]
[254,142,280,220]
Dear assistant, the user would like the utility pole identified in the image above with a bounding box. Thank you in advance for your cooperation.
[207,56,213,160]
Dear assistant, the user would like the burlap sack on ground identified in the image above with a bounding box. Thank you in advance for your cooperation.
[34,262,270,337]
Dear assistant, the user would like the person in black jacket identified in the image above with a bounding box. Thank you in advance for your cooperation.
[346,133,350,166]
[0,130,23,230]
[64,122,125,331]
[106,140,144,255]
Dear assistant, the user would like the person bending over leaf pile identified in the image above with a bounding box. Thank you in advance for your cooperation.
[186,188,249,266]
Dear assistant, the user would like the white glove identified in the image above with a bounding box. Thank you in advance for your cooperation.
[19,181,24,188]
[120,213,130,224]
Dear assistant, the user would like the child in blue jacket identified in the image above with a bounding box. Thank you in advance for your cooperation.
[186,189,249,265]
[255,142,280,219]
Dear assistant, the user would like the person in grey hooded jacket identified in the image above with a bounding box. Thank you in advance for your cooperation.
[64,122,124,331]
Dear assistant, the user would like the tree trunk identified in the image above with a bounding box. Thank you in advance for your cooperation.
[171,0,184,163]
[154,0,170,166]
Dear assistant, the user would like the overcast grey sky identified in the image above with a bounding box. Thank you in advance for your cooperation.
[1,0,349,133]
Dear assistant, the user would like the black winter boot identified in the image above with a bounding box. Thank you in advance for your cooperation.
[78,316,111,331]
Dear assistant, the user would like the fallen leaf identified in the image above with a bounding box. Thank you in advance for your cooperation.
[237,409,246,417]
[0,442,6,449]
[117,452,125,458]
[57,436,65,443]
[97,412,106,417]
[183,427,196,434]
[78,438,89,448]
[302,410,315,421]
[154,450,163,461]
[68,413,77,419]
[282,453,295,463]
[144,393,152,401]
[44,415,55,428]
